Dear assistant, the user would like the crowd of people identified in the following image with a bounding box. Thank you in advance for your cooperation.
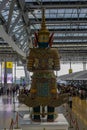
[0,80,87,111]
[6,84,19,96]
[0,84,20,96]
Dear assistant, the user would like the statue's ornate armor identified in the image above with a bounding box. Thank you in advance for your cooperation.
[27,48,60,104]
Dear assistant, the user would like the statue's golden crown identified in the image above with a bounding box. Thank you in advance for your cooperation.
[38,8,50,43]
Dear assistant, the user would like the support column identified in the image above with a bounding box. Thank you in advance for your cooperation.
[56,71,58,77]
[14,62,16,84]
[83,62,86,70]
[1,62,2,88]
[69,60,72,74]
[4,61,7,88]
[23,62,31,85]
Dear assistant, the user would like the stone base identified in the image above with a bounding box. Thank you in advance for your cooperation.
[13,129,22,130]
[22,114,69,130]
[3,128,22,130]
[23,114,30,119]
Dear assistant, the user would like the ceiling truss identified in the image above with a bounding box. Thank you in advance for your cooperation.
[0,0,87,63]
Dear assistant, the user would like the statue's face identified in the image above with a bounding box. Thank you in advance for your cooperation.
[38,35,49,43]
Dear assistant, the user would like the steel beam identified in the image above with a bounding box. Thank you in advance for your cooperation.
[9,12,22,34]
[17,0,30,32]
[0,25,26,58]
[0,0,9,12]
[29,18,87,24]
[54,36,87,40]
[25,1,87,9]
[7,0,16,32]
[32,35,87,40]
[11,24,24,35]
[31,30,87,34]
[53,41,87,45]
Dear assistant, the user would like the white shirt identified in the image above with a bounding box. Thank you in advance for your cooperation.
[69,96,72,101]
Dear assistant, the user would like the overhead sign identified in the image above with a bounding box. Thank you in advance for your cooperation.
[6,62,13,68]
[69,68,73,74]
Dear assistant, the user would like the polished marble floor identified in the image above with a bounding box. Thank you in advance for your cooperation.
[0,95,87,130]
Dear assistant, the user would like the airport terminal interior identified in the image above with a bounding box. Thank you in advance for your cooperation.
[0,0,87,130]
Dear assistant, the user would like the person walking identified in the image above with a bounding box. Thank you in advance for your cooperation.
[69,94,73,109]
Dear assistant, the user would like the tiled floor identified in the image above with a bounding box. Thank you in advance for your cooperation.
[0,95,87,130]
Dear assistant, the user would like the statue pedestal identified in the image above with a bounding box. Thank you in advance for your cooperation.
[13,129,22,130]
[23,113,69,130]
[3,129,22,130]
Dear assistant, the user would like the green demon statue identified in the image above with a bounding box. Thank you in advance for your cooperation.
[19,8,69,122]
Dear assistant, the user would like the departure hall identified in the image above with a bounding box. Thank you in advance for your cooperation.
[0,0,87,130]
